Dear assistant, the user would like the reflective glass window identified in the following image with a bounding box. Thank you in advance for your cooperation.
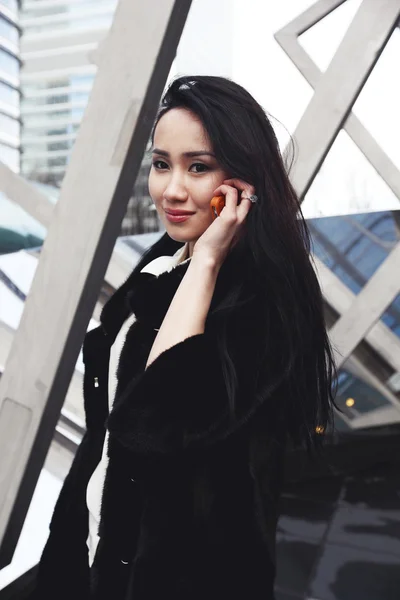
[22,0,116,20]
[0,81,19,107]
[0,112,19,137]
[22,91,89,109]
[23,108,85,128]
[0,142,19,169]
[309,211,398,294]
[0,17,19,45]
[0,0,18,14]
[0,49,19,77]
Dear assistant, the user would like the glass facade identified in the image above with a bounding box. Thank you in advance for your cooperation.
[23,107,86,128]
[309,211,400,338]
[0,47,19,77]
[0,141,19,169]
[21,90,89,108]
[309,210,400,433]
[0,0,18,15]
[22,0,116,24]
[24,13,113,35]
[22,74,94,95]
[0,5,20,172]
[0,15,18,45]
[0,79,19,107]
[0,110,19,137]
[20,1,117,185]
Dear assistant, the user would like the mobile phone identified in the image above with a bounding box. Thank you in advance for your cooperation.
[210,195,225,219]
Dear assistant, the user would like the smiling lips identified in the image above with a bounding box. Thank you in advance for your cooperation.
[164,208,195,223]
[164,208,195,215]
[165,212,192,223]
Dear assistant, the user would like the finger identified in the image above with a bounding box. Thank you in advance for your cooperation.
[236,197,252,223]
[223,178,255,196]
[212,184,239,214]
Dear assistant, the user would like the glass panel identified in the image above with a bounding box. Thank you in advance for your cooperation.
[0,0,18,14]
[0,80,19,107]
[332,331,400,430]
[0,142,19,170]
[308,210,400,295]
[22,108,85,128]
[0,112,19,137]
[22,91,89,108]
[0,16,19,45]
[22,155,68,170]
[381,293,400,339]
[48,156,68,167]
[336,369,391,420]
[22,125,80,141]
[23,5,69,20]
[0,48,19,78]
[22,75,95,97]
[52,141,72,152]
[22,0,116,20]
[24,14,113,34]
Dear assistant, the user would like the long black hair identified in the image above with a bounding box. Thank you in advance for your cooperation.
[130,75,338,455]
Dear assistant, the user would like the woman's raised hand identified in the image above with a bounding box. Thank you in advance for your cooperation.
[192,178,255,269]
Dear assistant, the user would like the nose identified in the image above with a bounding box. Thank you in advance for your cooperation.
[163,173,188,204]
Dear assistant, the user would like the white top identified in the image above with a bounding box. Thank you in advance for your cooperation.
[86,243,190,566]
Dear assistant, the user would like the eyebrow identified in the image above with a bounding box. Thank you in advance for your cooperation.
[152,148,216,158]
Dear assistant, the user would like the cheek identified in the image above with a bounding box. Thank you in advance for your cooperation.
[198,175,225,212]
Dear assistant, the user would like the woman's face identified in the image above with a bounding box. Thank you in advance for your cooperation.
[149,108,229,256]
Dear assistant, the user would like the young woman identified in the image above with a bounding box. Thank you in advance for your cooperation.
[32,76,337,600]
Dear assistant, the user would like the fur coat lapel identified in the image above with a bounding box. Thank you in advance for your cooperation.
[101,249,279,457]
[100,245,258,340]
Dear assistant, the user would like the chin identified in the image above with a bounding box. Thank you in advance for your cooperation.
[164,229,191,243]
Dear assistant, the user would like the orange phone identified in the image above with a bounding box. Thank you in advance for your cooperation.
[210,195,225,219]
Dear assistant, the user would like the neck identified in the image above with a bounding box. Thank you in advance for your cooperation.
[187,241,195,259]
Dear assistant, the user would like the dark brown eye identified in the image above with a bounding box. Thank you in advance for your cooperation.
[153,160,168,169]
[190,163,209,173]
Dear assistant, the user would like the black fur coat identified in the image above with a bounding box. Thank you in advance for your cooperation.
[32,251,288,600]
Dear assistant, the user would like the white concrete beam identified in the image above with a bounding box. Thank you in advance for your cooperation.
[275,2,400,202]
[283,0,400,198]
[314,255,400,374]
[329,242,400,368]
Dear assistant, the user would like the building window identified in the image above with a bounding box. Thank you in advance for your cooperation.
[0,80,19,108]
[23,108,85,128]
[0,141,19,170]
[23,14,113,35]
[47,140,72,152]
[22,0,116,21]
[0,0,18,15]
[22,75,94,97]
[0,17,19,45]
[0,48,19,78]
[21,91,89,109]
[0,111,19,137]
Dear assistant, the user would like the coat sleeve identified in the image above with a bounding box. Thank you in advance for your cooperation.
[106,296,284,455]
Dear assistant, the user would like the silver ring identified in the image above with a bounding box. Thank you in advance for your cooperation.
[242,194,258,204]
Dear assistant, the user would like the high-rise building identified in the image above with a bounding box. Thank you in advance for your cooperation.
[0,0,20,173]
[19,0,117,186]
[19,0,161,233]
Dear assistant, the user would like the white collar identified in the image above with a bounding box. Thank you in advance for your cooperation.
[140,242,190,277]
